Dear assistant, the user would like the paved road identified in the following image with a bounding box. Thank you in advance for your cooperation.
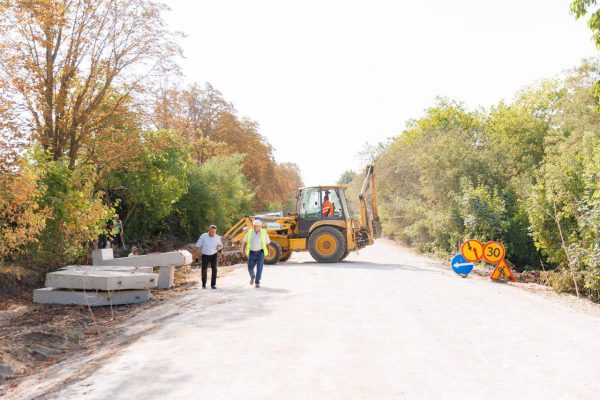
[54,241,600,399]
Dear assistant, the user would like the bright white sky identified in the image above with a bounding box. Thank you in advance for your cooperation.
[163,0,597,186]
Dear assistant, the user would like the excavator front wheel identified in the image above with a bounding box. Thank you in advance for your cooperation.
[264,242,282,265]
[308,226,346,263]
[279,251,292,263]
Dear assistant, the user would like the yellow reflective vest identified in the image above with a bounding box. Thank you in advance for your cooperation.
[245,229,269,256]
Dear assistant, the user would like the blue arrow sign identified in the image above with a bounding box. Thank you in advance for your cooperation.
[451,253,474,275]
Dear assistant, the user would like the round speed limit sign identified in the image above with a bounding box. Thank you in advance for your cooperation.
[483,241,505,264]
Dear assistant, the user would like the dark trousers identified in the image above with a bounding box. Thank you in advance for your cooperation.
[201,253,218,287]
[112,233,123,247]
[248,250,264,284]
[98,234,108,249]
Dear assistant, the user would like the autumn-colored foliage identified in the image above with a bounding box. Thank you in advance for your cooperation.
[152,83,303,211]
[0,0,179,168]
[0,1,302,271]
[0,159,50,260]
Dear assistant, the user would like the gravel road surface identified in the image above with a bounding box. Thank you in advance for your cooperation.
[44,241,600,399]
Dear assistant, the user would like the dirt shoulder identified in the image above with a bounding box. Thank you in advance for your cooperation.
[0,264,239,398]
[381,239,600,320]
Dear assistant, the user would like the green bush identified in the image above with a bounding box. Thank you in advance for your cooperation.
[171,154,254,241]
[344,62,600,279]
[28,156,110,268]
[106,130,191,242]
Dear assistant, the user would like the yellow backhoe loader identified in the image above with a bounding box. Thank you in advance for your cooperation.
[222,164,381,264]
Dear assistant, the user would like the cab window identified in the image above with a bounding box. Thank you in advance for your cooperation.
[299,188,321,219]
[321,189,344,218]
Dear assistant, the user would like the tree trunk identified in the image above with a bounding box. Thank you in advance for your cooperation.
[553,198,580,298]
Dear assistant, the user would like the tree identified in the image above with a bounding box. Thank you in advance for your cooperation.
[151,82,300,211]
[571,2,600,109]
[0,0,180,168]
[172,154,254,240]
[152,82,233,163]
[274,162,303,213]
[33,156,111,267]
[0,157,50,261]
[572,0,600,48]
[106,130,191,240]
[460,179,508,241]
[213,114,290,210]
[371,99,483,252]
[337,170,357,185]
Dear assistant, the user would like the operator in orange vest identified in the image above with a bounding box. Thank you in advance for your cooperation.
[322,195,334,217]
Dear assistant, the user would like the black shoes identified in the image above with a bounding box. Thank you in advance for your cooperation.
[250,277,255,285]
[202,284,206,289]
[255,283,260,288]
[211,286,217,289]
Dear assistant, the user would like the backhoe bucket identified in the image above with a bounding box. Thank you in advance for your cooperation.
[221,216,252,259]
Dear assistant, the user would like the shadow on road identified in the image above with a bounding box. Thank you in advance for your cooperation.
[184,285,293,329]
[253,286,289,293]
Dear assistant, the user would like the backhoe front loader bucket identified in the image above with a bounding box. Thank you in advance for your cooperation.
[221,217,252,256]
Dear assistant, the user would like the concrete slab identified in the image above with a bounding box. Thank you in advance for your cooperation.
[61,265,154,274]
[45,270,158,291]
[91,248,114,265]
[92,250,193,268]
[33,287,150,306]
[157,266,175,289]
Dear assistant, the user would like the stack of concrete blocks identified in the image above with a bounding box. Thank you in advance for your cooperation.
[33,248,192,306]
[92,248,193,290]
[33,267,158,306]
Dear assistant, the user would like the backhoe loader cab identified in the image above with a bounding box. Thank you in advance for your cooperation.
[222,165,381,264]
[296,186,349,236]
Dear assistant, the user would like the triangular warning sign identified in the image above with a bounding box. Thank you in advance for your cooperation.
[490,259,516,282]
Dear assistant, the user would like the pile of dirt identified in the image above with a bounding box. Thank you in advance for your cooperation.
[470,264,543,284]
[0,265,46,298]
[177,243,246,266]
[514,270,542,284]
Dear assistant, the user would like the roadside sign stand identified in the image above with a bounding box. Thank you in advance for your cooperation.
[451,254,474,276]
[456,239,516,283]
[490,259,515,283]
[460,239,483,262]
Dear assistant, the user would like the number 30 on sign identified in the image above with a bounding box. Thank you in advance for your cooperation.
[483,241,505,264]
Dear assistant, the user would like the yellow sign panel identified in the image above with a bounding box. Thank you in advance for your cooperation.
[483,241,505,264]
[490,259,516,282]
[461,240,483,262]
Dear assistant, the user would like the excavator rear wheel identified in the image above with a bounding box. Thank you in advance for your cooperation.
[340,250,351,260]
[264,242,282,265]
[308,226,346,263]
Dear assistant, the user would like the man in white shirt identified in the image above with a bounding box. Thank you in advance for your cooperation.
[242,219,271,288]
[195,224,223,289]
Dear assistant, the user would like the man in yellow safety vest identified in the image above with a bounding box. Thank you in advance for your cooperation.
[242,219,271,288]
